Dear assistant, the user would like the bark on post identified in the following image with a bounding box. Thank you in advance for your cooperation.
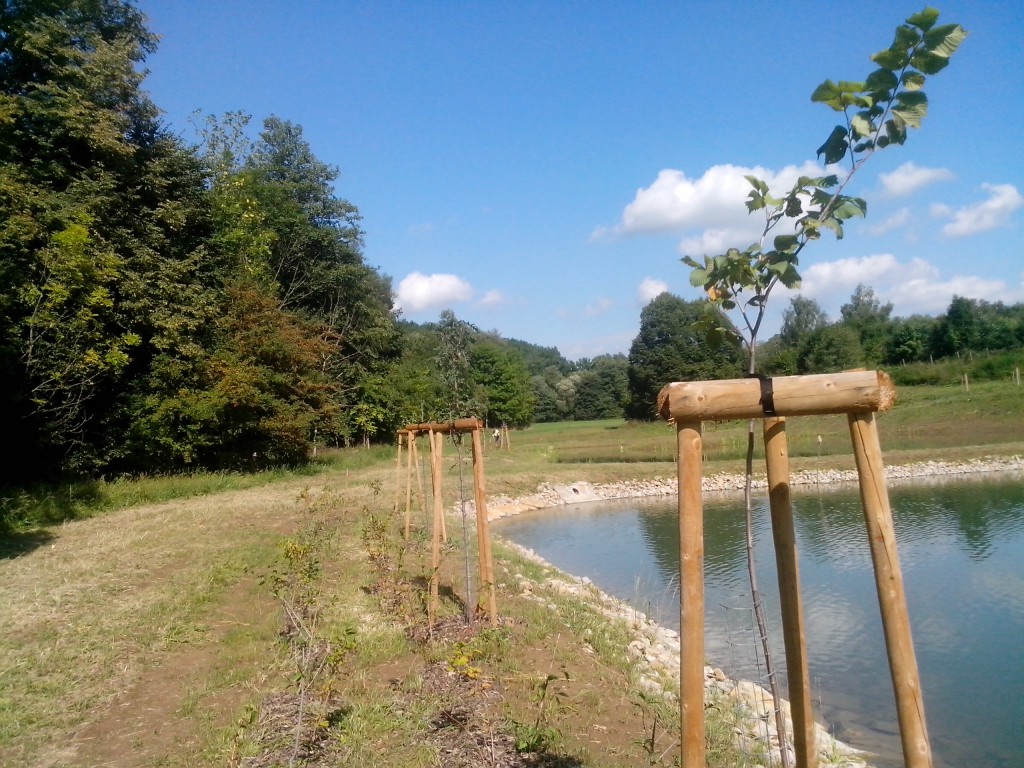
[436,429,447,544]
[658,370,895,422]
[394,432,404,515]
[659,371,928,765]
[412,434,428,530]
[677,420,705,768]
[428,429,443,627]
[848,412,932,768]
[763,417,817,768]
[471,428,498,625]
[403,431,415,540]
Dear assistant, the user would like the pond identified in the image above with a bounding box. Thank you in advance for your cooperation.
[493,472,1024,768]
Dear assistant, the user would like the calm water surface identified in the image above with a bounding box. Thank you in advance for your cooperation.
[493,473,1024,768]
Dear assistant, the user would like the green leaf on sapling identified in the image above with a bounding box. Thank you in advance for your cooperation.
[901,71,926,91]
[864,66,898,92]
[745,175,769,194]
[911,50,950,75]
[906,8,940,32]
[871,46,909,70]
[689,268,708,287]
[773,234,799,252]
[777,264,802,289]
[816,125,849,164]
[893,24,921,50]
[810,79,843,108]
[850,113,874,139]
[924,24,967,58]
[894,91,928,128]
[884,117,908,145]
[832,196,867,220]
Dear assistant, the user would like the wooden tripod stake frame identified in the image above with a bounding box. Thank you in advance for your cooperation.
[398,419,498,629]
[658,370,931,768]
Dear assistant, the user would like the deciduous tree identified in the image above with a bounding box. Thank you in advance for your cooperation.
[625,294,742,420]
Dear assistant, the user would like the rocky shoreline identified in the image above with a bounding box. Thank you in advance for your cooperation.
[481,456,1023,767]
[484,454,1024,521]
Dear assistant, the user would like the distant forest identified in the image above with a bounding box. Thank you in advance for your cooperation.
[2,2,1022,484]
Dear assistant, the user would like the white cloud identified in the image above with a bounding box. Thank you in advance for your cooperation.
[878,162,954,198]
[798,254,903,299]
[864,207,911,236]
[394,272,473,313]
[476,289,506,308]
[935,183,1023,238]
[790,254,1024,316]
[593,161,823,257]
[637,277,669,304]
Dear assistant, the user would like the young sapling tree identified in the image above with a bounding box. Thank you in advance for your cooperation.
[682,8,965,764]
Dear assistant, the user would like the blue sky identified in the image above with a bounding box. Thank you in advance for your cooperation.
[137,1,1022,360]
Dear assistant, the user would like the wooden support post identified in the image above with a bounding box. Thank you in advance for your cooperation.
[412,434,428,529]
[435,430,447,543]
[393,432,404,514]
[428,429,443,627]
[763,417,817,768]
[471,428,498,625]
[677,420,705,768]
[404,432,415,540]
[661,371,929,767]
[848,412,932,768]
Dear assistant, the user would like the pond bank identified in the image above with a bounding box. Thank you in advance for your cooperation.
[482,455,1023,767]
[484,454,1024,521]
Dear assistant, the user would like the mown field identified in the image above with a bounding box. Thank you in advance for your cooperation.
[0,380,1021,767]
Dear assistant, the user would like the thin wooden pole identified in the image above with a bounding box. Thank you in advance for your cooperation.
[763,417,817,768]
[404,432,414,540]
[848,412,932,768]
[428,429,442,627]
[412,434,428,529]
[677,420,705,767]
[393,432,404,514]
[435,430,447,544]
[471,428,498,625]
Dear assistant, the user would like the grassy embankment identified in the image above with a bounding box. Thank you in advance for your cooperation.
[0,380,1020,767]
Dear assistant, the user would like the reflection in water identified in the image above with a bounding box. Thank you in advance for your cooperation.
[494,473,1024,768]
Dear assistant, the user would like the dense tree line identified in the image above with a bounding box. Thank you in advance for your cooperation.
[758,287,1024,378]
[3,3,1019,482]
[613,288,1024,421]
[0,1,535,481]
